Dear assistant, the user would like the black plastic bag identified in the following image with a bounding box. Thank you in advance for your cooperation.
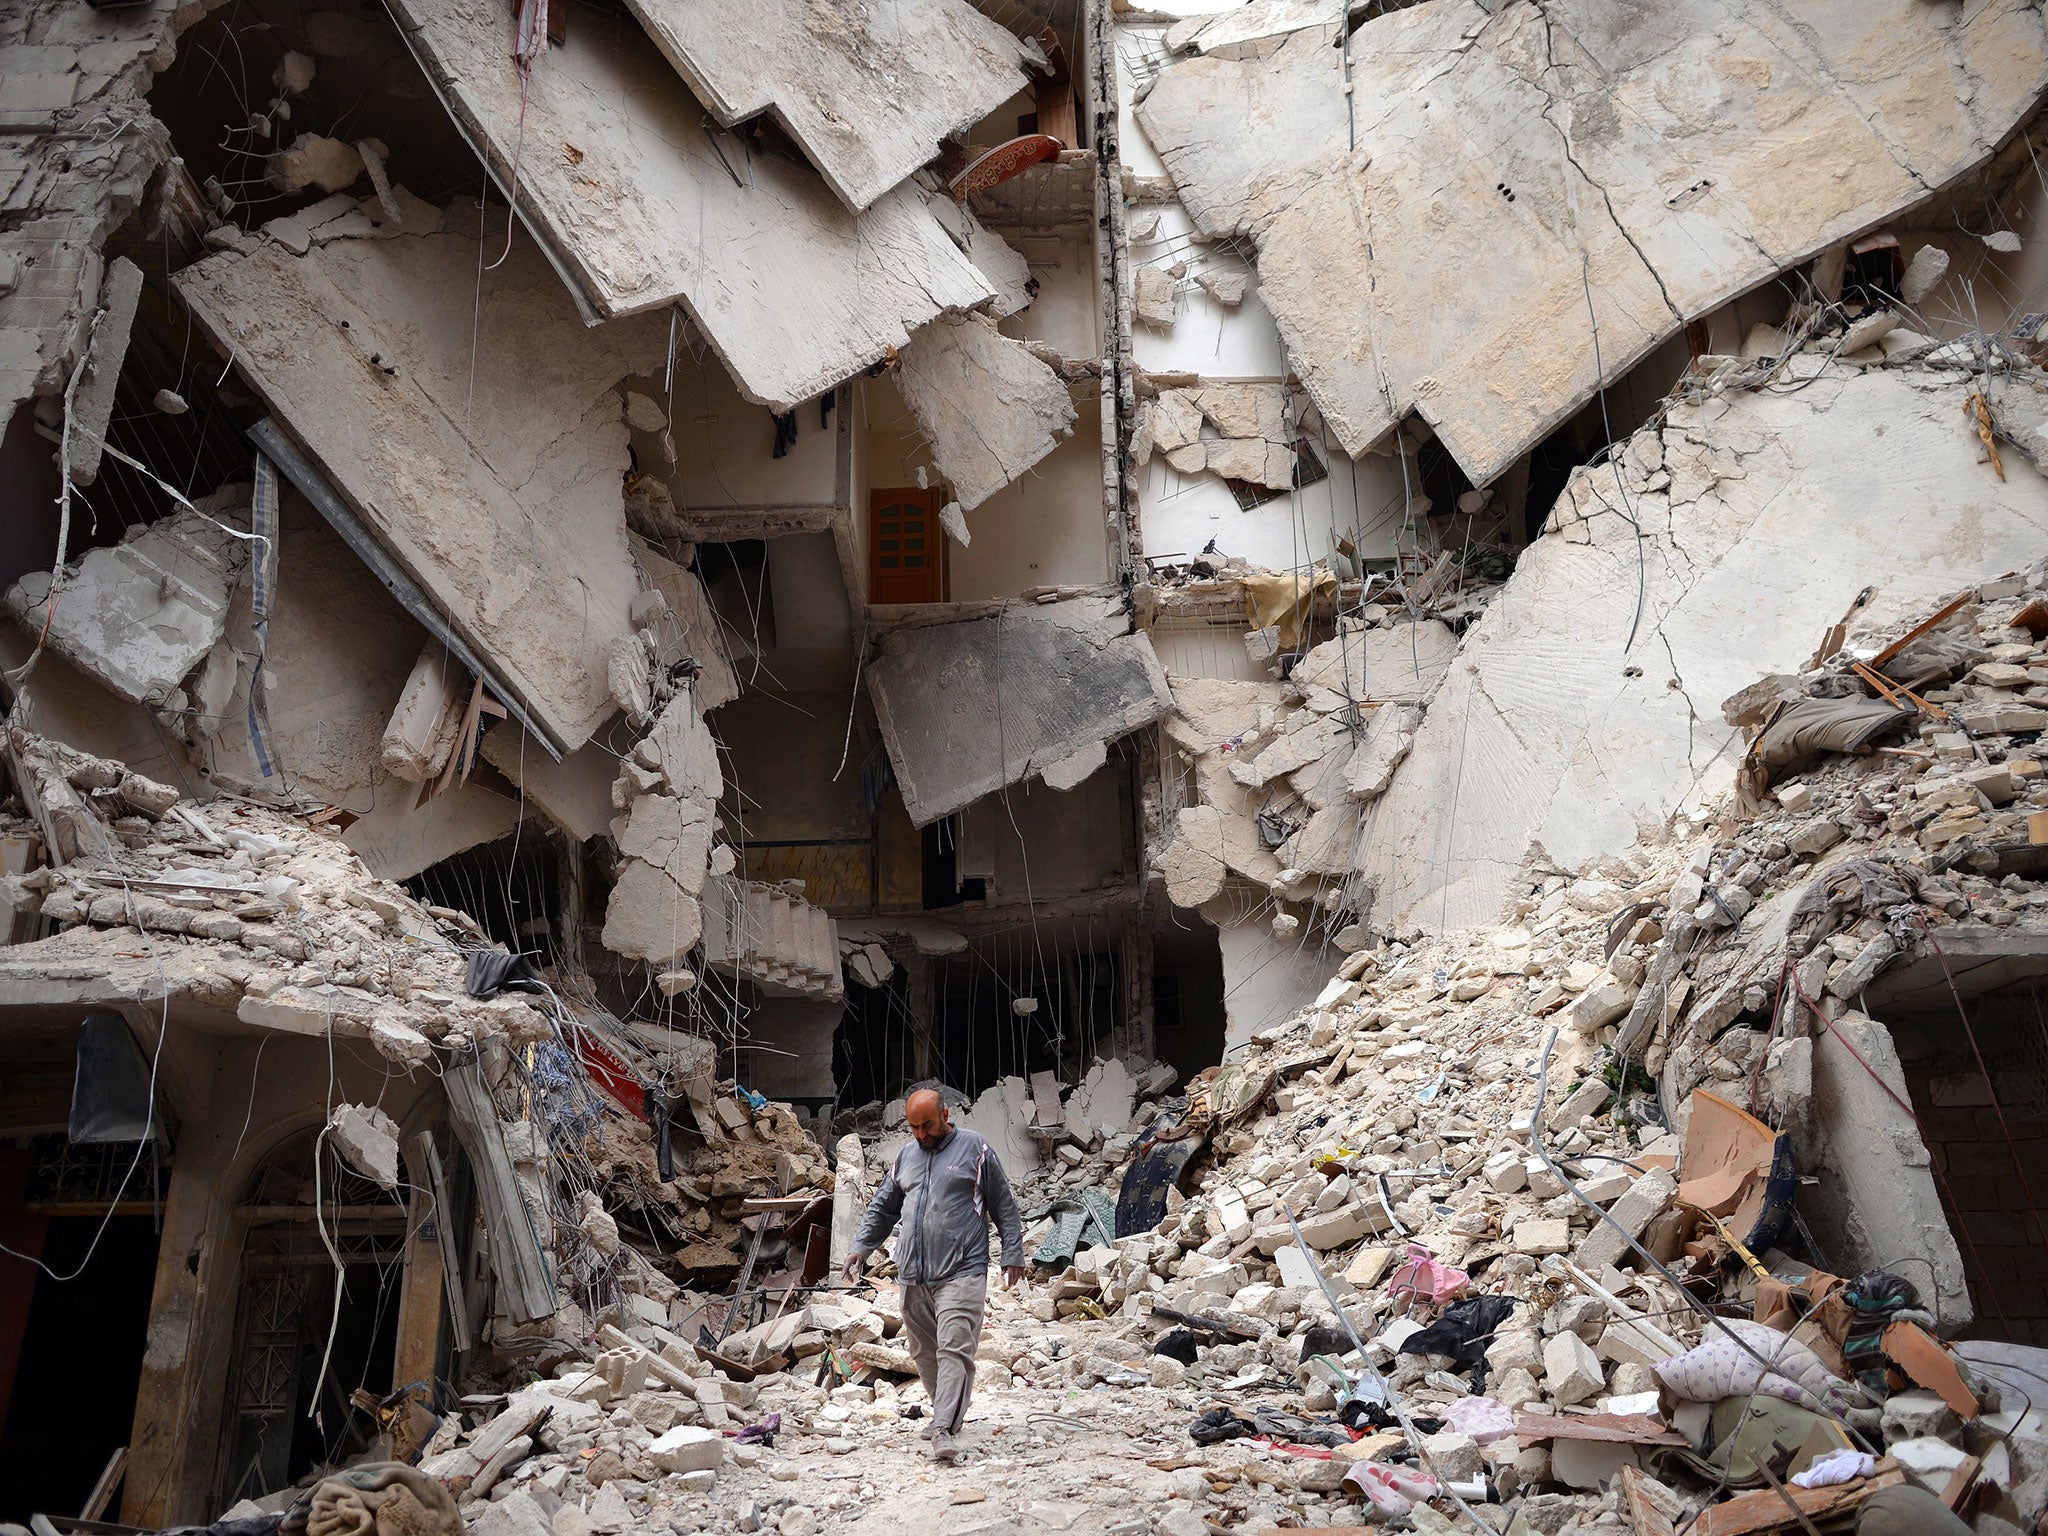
[1398,1294,1519,1390]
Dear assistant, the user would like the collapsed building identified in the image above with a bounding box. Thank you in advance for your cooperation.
[2,0,2048,1530]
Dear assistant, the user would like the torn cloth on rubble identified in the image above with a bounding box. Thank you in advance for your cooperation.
[1251,1406,1348,1447]
[1842,1269,1934,1394]
[1189,1406,1254,1444]
[1754,695,1914,772]
[1792,1448,1878,1488]
[465,947,544,998]
[1242,565,1337,651]
[1398,1293,1518,1390]
[1117,1130,1203,1236]
[279,1463,460,1536]
[735,1412,781,1446]
[1031,1188,1118,1267]
[1154,1327,1201,1365]
[1344,1459,1438,1517]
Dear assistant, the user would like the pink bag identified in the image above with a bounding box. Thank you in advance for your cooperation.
[1387,1241,1470,1309]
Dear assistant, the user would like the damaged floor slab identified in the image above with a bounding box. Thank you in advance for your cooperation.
[865,595,1173,826]
[383,0,1002,408]
[1357,363,2048,936]
[173,195,669,756]
[623,0,1030,213]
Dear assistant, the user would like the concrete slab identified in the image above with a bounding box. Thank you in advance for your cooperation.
[865,596,1174,827]
[1354,366,2048,935]
[1135,0,2048,484]
[5,506,247,707]
[1802,1011,1970,1330]
[173,201,668,756]
[895,314,1077,512]
[384,0,997,409]
[623,0,1028,213]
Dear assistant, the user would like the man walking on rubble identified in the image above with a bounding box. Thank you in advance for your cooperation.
[841,1087,1024,1464]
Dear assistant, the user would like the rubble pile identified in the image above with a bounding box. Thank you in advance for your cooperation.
[336,573,2048,1536]
[0,729,540,1052]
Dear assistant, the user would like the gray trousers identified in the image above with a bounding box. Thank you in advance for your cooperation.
[901,1270,988,1434]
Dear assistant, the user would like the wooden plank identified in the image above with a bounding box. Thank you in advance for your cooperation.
[1694,1465,1903,1536]
[1868,592,1974,669]
[1941,1453,1982,1512]
[1617,1464,1680,1536]
[443,1063,557,1323]
[414,1132,473,1353]
[79,1448,126,1520]
[1513,1410,1689,1446]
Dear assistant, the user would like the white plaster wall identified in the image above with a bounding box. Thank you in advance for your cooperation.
[998,233,1101,359]
[657,360,838,511]
[1139,439,1412,571]
[1130,205,1286,377]
[951,399,1113,598]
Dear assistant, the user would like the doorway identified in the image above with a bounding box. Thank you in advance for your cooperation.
[869,488,947,604]
[0,1206,160,1522]
[214,1129,410,1508]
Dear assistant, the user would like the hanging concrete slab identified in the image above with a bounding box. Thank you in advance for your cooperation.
[173,197,669,757]
[623,0,1030,213]
[384,0,997,410]
[1134,0,2048,485]
[895,314,1077,512]
[3,506,247,707]
[865,596,1172,826]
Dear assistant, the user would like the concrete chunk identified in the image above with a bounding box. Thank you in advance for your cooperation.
[1574,1168,1676,1272]
[1543,1331,1605,1407]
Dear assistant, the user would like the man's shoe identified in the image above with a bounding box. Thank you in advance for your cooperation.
[932,1429,959,1463]
[919,1422,938,1441]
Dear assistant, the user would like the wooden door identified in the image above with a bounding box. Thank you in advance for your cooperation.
[869,488,945,604]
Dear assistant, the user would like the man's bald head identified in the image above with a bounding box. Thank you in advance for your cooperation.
[906,1088,953,1150]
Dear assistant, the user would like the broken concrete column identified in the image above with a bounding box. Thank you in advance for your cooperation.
[1799,1010,1971,1329]
[69,257,144,487]
[830,1135,867,1270]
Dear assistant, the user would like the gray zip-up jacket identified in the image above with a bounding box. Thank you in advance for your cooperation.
[852,1126,1024,1285]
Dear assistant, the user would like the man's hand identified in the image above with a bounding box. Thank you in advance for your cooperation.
[841,1251,865,1285]
[1003,1265,1026,1289]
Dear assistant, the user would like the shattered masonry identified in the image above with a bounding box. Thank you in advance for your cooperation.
[4,0,2048,1532]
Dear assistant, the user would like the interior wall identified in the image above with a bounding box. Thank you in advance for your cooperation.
[998,233,1101,359]
[641,362,839,512]
[1203,892,1333,1055]
[950,397,1110,597]
[717,688,870,846]
[959,762,1129,901]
